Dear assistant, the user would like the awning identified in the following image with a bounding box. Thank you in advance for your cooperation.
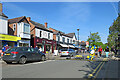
[0,34,21,42]
[60,44,68,47]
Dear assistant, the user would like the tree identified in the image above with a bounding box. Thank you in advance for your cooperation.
[87,32,101,47]
[107,14,120,49]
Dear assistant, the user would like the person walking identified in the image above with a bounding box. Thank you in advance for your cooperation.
[105,46,109,58]
[39,46,42,52]
[34,46,38,50]
[98,46,103,57]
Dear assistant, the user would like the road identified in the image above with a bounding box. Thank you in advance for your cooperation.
[2,60,100,78]
[1,59,120,79]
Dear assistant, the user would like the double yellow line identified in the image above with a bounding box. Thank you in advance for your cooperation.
[88,60,105,79]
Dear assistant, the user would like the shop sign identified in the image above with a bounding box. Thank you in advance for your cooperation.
[0,34,21,41]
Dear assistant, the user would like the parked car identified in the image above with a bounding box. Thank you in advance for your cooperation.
[2,47,46,64]
[60,49,76,57]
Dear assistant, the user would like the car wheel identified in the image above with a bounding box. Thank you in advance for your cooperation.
[19,57,27,64]
[6,62,12,64]
[41,56,46,61]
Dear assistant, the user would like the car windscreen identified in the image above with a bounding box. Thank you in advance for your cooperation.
[60,49,68,51]
[5,47,17,52]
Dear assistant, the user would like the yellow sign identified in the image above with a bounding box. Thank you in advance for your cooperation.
[0,34,21,41]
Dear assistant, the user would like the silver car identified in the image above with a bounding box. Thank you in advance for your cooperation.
[60,49,76,57]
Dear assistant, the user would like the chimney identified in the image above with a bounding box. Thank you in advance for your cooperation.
[0,3,2,12]
[27,17,31,22]
[45,22,48,28]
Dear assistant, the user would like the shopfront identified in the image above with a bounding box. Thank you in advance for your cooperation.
[0,34,21,51]
[35,37,57,54]
[18,39,30,47]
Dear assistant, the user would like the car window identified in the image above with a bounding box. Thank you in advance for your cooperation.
[61,49,68,51]
[5,47,17,52]
[18,48,24,51]
[24,48,31,52]
[27,48,31,51]
[31,48,35,52]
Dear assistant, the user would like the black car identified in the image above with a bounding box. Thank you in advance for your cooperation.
[2,47,46,64]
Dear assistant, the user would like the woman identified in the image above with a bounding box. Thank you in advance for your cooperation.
[105,47,109,58]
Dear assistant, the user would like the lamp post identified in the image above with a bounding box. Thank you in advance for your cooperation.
[77,29,80,54]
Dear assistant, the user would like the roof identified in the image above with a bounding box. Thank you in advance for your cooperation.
[8,16,27,24]
[66,33,75,38]
[49,27,65,34]
[30,20,53,33]
[49,27,73,38]
[0,12,8,18]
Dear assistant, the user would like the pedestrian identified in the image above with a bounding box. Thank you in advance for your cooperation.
[31,46,32,48]
[39,46,42,52]
[34,46,38,50]
[105,46,109,58]
[98,46,102,57]
[5,45,9,51]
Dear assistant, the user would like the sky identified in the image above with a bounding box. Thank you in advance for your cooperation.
[2,2,118,43]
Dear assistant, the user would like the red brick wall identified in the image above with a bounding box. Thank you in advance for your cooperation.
[9,23,17,36]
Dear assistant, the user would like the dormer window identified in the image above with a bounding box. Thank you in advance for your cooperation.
[13,24,16,32]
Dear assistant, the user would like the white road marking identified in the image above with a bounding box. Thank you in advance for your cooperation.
[5,60,56,66]
[24,60,55,65]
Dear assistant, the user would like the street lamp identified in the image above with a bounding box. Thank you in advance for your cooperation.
[77,29,80,54]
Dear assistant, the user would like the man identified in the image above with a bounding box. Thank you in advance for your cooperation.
[34,46,38,51]
[98,46,102,57]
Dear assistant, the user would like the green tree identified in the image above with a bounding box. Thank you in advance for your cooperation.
[107,14,120,49]
[87,32,101,46]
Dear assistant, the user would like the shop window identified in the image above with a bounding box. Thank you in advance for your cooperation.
[40,31,42,37]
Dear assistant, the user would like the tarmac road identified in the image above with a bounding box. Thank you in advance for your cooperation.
[2,60,100,78]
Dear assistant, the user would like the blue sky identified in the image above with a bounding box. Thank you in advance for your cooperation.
[3,2,118,43]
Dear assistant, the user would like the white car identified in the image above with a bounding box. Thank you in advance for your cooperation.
[60,49,76,57]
